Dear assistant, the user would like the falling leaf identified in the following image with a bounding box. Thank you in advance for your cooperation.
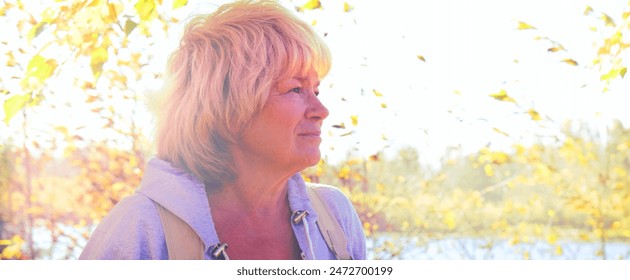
[583,5,593,16]
[493,127,510,137]
[600,67,627,81]
[134,0,156,21]
[124,19,138,36]
[380,103,387,108]
[528,108,542,121]
[3,94,30,125]
[343,2,353,12]
[27,22,46,43]
[417,55,426,62]
[339,131,354,137]
[22,55,57,88]
[5,51,16,67]
[350,115,358,126]
[489,89,515,103]
[86,95,99,103]
[332,123,346,129]
[517,21,536,30]
[547,46,565,52]
[561,58,578,66]
[369,154,379,161]
[300,0,321,10]
[372,89,383,97]
[601,13,615,27]
[173,0,187,9]
[90,46,109,79]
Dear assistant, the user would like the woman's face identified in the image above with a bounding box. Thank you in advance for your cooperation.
[235,69,329,174]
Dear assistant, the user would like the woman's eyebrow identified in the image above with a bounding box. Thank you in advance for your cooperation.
[292,76,320,87]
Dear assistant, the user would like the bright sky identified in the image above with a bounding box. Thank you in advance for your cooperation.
[2,0,629,167]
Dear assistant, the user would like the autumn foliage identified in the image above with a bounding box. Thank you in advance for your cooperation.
[1,0,629,259]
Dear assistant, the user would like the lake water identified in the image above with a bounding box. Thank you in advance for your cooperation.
[367,236,630,260]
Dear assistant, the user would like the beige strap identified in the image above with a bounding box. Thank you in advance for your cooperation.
[155,202,205,260]
[307,186,353,260]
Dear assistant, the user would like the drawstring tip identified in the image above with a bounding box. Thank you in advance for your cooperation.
[211,242,229,260]
[291,210,309,224]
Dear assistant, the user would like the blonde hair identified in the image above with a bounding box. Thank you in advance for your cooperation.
[153,0,331,188]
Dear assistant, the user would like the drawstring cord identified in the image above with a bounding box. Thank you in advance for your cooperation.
[292,210,315,260]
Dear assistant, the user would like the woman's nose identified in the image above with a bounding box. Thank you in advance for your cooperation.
[306,93,329,120]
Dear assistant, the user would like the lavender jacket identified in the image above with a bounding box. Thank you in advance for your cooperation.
[79,157,366,260]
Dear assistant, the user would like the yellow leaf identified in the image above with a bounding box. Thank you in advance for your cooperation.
[517,21,536,30]
[417,55,426,62]
[90,46,109,79]
[27,22,46,43]
[4,94,30,125]
[583,5,593,16]
[561,58,578,66]
[134,0,156,21]
[124,19,138,36]
[332,122,345,129]
[601,13,615,27]
[601,67,627,81]
[0,3,13,16]
[372,89,383,97]
[22,55,57,87]
[6,51,16,67]
[350,115,358,126]
[173,0,187,9]
[493,127,509,137]
[107,3,118,23]
[528,108,542,121]
[443,211,456,230]
[547,46,565,52]
[300,0,321,10]
[546,232,558,245]
[380,103,387,108]
[489,89,515,103]
[555,245,563,256]
[343,2,353,12]
[484,164,494,177]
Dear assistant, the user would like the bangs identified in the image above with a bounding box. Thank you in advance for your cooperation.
[269,22,332,82]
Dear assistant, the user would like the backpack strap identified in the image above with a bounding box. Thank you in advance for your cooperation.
[154,202,205,260]
[306,185,353,260]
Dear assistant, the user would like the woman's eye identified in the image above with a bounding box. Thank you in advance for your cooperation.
[289,87,302,94]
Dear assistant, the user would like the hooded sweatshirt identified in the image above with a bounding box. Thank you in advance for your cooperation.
[79,157,366,260]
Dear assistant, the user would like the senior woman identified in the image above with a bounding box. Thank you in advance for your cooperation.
[79,0,366,260]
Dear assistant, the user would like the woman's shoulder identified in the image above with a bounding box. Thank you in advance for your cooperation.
[79,193,167,259]
[306,183,353,211]
[306,182,367,259]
